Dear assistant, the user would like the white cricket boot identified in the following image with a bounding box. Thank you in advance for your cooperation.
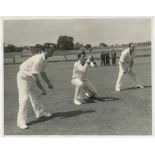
[17,123,28,129]
[36,111,52,119]
[115,88,120,92]
[74,99,82,105]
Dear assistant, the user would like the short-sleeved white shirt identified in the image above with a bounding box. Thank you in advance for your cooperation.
[72,60,95,80]
[19,53,48,76]
[120,48,135,63]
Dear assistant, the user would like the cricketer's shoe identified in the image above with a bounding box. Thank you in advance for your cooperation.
[74,99,82,105]
[17,123,28,129]
[36,111,52,119]
[115,88,120,92]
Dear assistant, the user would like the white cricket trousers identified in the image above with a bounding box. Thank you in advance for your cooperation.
[17,71,45,125]
[71,78,97,100]
[115,61,141,90]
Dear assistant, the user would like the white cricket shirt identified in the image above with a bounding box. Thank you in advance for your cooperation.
[120,48,135,63]
[72,60,95,80]
[19,53,48,76]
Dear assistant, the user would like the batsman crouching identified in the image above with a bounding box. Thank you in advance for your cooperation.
[71,52,98,105]
[17,44,55,129]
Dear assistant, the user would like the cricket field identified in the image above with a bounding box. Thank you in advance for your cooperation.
[4,57,152,135]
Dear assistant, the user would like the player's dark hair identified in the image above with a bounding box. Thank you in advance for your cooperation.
[128,43,135,47]
[42,44,55,52]
[77,51,86,59]
[33,44,43,53]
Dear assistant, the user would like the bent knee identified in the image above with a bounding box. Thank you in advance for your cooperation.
[76,82,84,88]
[72,79,84,87]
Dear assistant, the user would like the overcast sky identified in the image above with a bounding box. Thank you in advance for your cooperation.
[3,18,152,46]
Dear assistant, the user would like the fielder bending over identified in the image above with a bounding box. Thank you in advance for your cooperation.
[115,43,144,92]
[17,44,55,129]
[71,52,98,105]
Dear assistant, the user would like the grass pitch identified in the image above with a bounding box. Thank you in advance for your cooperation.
[4,57,152,135]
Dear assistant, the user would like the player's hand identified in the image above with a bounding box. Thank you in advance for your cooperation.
[86,58,91,64]
[41,89,46,95]
[88,55,94,61]
[48,83,54,89]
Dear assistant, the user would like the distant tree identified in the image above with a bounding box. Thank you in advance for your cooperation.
[33,44,43,53]
[31,43,57,54]
[35,44,42,48]
[43,43,57,48]
[99,43,108,47]
[15,46,23,52]
[74,42,83,49]
[57,36,74,50]
[85,44,92,49]
[4,44,16,52]
[115,44,119,47]
[122,44,127,47]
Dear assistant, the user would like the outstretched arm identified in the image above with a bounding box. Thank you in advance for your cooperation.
[32,74,46,95]
[127,61,134,73]
[120,61,127,74]
[40,72,54,89]
[120,61,134,74]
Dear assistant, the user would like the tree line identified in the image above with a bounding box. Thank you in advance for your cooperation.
[4,35,151,53]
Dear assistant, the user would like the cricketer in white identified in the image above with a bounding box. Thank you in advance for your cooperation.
[71,52,98,105]
[17,45,55,129]
[115,43,144,92]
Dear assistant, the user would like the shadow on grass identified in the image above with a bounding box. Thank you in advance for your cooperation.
[83,96,120,104]
[121,85,151,91]
[27,110,95,126]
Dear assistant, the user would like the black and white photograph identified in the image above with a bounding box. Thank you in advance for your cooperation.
[3,17,152,135]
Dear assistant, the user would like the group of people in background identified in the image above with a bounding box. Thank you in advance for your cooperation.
[100,50,117,66]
